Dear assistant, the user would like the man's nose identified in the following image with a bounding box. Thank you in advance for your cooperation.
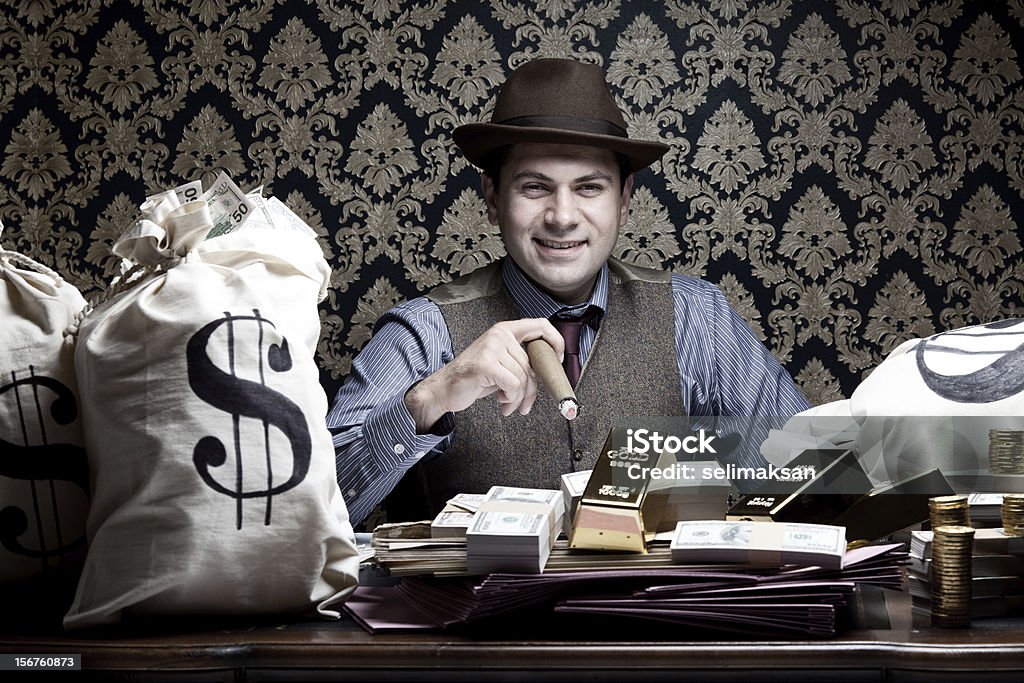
[545,187,579,229]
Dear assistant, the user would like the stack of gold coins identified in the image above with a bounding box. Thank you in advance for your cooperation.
[929,495,970,529]
[989,430,1024,474]
[1002,494,1024,536]
[930,525,975,628]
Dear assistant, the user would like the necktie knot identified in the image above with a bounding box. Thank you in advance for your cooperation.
[551,306,599,388]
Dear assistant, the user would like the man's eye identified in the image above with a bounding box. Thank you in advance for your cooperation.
[579,184,605,193]
[522,183,547,193]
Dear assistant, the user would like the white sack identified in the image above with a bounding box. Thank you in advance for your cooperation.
[64,200,359,629]
[778,320,1024,488]
[0,226,89,583]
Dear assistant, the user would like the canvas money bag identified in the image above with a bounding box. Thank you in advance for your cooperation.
[848,319,1024,486]
[64,197,360,629]
[0,223,90,584]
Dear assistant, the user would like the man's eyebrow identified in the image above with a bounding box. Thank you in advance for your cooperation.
[510,171,554,183]
[509,171,613,183]
[575,171,613,183]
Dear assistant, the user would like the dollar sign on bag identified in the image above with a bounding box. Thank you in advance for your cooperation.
[0,368,89,569]
[186,310,311,529]
[916,319,1024,403]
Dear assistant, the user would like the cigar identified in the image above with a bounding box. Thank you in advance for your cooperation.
[525,339,579,420]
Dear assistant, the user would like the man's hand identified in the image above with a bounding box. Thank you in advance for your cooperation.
[404,318,565,433]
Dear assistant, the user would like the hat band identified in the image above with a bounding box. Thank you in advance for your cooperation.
[497,115,628,138]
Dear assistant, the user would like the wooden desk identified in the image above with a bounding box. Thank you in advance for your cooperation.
[3,591,1024,681]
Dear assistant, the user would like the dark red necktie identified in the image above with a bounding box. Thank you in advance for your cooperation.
[551,307,598,388]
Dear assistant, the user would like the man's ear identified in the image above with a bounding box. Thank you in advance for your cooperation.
[482,174,500,225]
[618,173,635,226]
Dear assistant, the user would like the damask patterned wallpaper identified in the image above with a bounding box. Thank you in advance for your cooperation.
[1,0,1022,405]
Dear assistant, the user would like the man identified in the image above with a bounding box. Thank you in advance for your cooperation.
[329,58,810,525]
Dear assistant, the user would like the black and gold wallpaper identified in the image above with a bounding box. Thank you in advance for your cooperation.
[2,0,1023,404]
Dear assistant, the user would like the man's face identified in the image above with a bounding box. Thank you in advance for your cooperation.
[483,143,634,305]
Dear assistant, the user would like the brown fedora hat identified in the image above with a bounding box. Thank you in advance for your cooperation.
[453,58,669,174]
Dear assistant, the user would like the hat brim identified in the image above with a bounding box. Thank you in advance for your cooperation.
[453,123,669,175]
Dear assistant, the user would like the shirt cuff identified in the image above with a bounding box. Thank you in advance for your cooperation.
[362,392,453,472]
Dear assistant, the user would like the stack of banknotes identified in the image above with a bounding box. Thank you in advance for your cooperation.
[670,520,848,570]
[430,493,485,539]
[909,527,1024,619]
[465,486,564,574]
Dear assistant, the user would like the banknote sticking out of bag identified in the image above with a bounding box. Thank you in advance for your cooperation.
[669,520,847,570]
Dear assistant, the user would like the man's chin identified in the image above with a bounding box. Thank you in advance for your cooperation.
[533,271,599,304]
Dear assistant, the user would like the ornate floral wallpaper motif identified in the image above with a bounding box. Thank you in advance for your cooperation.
[2,0,1022,405]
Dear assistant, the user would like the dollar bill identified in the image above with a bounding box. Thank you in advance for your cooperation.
[245,184,276,228]
[561,471,591,498]
[170,179,203,205]
[488,486,562,508]
[446,493,487,513]
[201,172,255,239]
[469,510,546,538]
[431,510,475,539]
[266,196,318,238]
[142,180,203,215]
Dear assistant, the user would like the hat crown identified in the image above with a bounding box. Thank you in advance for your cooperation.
[452,57,668,173]
[490,58,627,132]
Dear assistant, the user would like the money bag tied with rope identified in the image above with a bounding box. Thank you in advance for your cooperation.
[64,179,360,629]
[0,221,90,588]
[847,319,1024,490]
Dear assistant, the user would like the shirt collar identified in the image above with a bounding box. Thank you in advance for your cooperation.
[501,257,608,325]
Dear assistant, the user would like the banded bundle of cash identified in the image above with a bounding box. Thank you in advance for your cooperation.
[909,527,1024,619]
[465,486,564,574]
[670,520,847,570]
[967,493,1024,527]
[430,493,486,539]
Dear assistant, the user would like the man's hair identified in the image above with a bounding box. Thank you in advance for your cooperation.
[482,145,632,193]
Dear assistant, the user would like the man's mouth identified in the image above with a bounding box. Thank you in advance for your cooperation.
[536,239,584,250]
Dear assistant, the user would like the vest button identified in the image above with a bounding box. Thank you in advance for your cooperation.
[572,449,583,462]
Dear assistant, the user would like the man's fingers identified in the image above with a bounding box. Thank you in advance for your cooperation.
[503,318,566,359]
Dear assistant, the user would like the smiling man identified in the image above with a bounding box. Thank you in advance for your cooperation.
[328,58,810,525]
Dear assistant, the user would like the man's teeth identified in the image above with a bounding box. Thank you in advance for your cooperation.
[539,240,582,249]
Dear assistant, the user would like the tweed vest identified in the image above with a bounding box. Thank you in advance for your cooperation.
[404,258,685,515]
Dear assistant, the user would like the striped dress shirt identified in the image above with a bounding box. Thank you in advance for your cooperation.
[327,258,811,525]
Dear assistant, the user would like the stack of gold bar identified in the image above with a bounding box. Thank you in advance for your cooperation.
[929,495,970,528]
[989,430,1024,474]
[930,525,975,628]
[1002,494,1024,537]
